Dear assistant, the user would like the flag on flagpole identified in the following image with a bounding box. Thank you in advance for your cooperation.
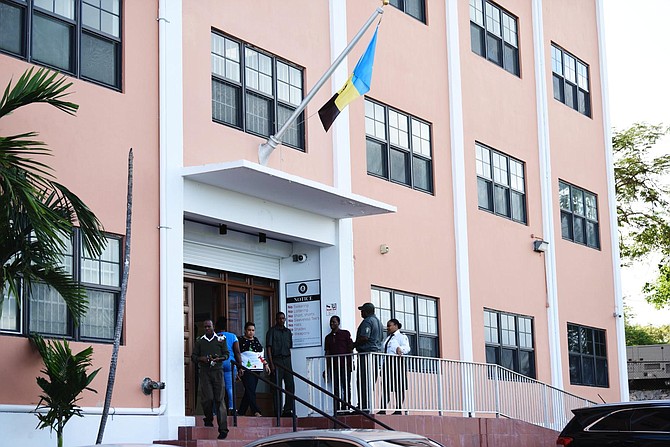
[318,26,379,132]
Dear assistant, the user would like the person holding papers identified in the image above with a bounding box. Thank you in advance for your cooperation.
[238,322,270,417]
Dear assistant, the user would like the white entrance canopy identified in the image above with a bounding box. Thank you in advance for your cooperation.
[182,160,396,219]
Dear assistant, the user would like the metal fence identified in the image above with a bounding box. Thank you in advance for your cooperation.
[628,360,670,381]
[306,352,596,431]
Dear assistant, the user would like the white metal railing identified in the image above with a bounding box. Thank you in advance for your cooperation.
[306,352,596,431]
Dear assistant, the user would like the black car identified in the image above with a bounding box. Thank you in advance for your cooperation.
[557,400,670,446]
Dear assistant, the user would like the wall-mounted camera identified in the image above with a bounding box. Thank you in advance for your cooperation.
[292,254,308,263]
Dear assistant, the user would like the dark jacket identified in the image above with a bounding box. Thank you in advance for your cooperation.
[192,334,229,370]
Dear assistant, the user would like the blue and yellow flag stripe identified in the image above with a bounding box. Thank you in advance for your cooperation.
[319,26,379,132]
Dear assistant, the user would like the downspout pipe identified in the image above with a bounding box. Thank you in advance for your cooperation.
[531,0,563,390]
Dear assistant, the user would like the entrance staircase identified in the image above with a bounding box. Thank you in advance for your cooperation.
[156,415,332,447]
[155,413,559,447]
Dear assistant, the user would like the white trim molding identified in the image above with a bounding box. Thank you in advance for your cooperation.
[596,0,629,401]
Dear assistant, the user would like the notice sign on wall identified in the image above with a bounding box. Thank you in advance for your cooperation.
[285,280,321,348]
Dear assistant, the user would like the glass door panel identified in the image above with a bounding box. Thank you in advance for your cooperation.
[228,288,247,337]
[253,293,271,340]
[253,292,272,393]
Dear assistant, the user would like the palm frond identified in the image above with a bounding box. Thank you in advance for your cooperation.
[0,133,53,183]
[0,67,78,119]
[51,182,106,257]
[30,266,89,323]
[31,334,100,439]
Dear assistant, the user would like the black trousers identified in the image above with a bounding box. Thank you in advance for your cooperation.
[357,353,378,411]
[326,357,352,411]
[239,370,261,415]
[328,367,351,411]
[381,356,407,411]
[272,356,295,414]
[199,367,228,434]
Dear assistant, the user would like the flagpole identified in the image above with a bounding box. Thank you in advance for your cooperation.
[258,3,387,165]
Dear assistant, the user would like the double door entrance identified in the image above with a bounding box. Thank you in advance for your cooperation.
[184,268,278,416]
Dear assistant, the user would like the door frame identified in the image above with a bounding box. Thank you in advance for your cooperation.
[184,268,279,416]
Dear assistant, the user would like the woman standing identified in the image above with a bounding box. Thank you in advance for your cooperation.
[380,318,411,414]
[238,321,270,417]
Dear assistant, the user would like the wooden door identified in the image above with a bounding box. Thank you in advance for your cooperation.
[184,282,195,416]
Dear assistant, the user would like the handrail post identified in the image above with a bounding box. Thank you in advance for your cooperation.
[542,383,549,429]
[306,356,313,415]
[494,364,500,418]
[437,358,444,416]
[274,367,281,426]
[231,360,238,427]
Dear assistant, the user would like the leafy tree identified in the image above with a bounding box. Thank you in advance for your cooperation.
[31,333,100,447]
[623,304,670,345]
[625,323,669,346]
[642,264,670,309]
[614,123,670,308]
[0,67,106,322]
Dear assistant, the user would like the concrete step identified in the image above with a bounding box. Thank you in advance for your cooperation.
[156,416,331,447]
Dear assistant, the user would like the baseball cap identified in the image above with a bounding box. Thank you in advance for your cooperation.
[358,302,375,312]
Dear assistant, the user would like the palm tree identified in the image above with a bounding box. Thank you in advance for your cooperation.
[0,67,106,322]
[32,333,100,447]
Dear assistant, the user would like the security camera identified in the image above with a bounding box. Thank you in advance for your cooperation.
[292,254,307,263]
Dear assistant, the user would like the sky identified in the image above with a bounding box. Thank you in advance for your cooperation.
[604,0,670,326]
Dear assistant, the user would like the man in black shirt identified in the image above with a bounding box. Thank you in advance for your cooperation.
[192,319,229,439]
[266,311,295,416]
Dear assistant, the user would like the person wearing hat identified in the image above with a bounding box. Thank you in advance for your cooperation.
[353,302,382,412]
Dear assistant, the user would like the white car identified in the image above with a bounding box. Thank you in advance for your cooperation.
[243,429,444,447]
[78,445,177,447]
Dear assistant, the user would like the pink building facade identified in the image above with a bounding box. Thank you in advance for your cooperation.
[0,0,625,445]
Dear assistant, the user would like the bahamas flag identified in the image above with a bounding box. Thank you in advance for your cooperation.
[319,26,379,132]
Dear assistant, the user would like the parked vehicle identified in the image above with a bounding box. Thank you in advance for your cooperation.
[244,429,444,447]
[557,400,670,446]
[78,444,176,447]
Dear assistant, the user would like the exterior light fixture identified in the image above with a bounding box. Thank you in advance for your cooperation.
[533,239,549,253]
[219,224,227,235]
[259,232,267,243]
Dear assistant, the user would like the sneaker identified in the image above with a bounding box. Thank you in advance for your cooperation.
[281,410,294,417]
[203,418,214,427]
[217,432,228,440]
[254,412,262,417]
